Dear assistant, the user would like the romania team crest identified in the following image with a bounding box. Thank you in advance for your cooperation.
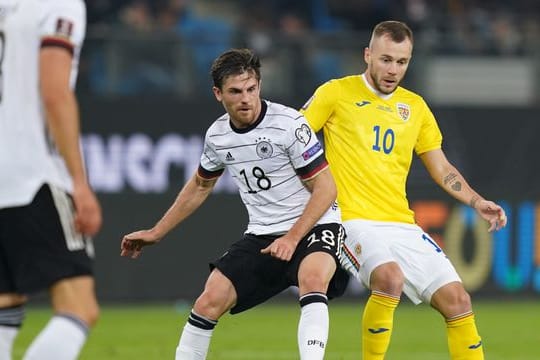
[397,103,410,121]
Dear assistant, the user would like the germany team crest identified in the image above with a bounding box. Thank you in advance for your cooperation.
[397,103,410,121]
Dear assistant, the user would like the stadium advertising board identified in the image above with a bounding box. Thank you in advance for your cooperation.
[80,98,539,300]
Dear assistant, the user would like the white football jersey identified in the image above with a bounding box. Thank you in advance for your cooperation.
[0,0,86,208]
[200,100,341,235]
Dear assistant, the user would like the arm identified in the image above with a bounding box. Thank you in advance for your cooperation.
[121,172,217,259]
[261,167,337,261]
[40,46,102,236]
[419,148,507,232]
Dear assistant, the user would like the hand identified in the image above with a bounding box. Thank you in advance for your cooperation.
[260,234,298,261]
[474,199,507,232]
[121,229,161,259]
[72,183,102,236]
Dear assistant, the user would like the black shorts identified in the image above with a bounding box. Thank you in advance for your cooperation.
[0,184,94,294]
[211,223,349,314]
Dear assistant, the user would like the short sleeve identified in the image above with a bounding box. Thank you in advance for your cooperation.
[415,100,443,155]
[198,133,225,179]
[300,80,340,132]
[39,0,86,49]
[287,115,328,180]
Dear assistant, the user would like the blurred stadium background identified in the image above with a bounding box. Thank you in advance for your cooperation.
[80,0,540,302]
[20,0,540,358]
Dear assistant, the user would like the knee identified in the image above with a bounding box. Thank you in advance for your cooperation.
[193,289,230,320]
[432,284,472,317]
[445,289,472,315]
[84,303,100,327]
[370,262,404,296]
[0,293,27,308]
[66,301,100,328]
[298,272,328,294]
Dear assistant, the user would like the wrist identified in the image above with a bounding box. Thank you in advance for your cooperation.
[470,195,482,209]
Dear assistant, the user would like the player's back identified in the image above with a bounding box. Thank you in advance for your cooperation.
[0,0,86,208]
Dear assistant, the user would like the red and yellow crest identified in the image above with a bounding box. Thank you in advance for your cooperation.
[397,103,410,121]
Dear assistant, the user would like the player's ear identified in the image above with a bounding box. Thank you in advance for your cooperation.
[212,86,222,102]
[364,47,370,64]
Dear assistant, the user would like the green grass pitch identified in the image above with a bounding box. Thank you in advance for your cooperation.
[13,299,538,359]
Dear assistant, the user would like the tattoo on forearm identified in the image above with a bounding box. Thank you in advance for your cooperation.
[443,173,461,191]
[470,195,480,209]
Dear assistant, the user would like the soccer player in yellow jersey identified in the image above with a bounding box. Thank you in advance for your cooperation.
[301,21,507,360]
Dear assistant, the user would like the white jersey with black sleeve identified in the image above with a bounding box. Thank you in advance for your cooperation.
[0,0,86,208]
[199,100,341,235]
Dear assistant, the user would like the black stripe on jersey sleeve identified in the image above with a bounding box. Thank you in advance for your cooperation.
[296,155,328,181]
[197,164,224,179]
[41,37,74,56]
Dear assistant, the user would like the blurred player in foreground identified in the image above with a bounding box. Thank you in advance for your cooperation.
[0,1,102,359]
[301,20,506,359]
[121,48,348,360]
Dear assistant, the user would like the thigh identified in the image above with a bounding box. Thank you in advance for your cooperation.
[391,225,462,304]
[210,234,289,314]
[0,184,94,294]
[341,220,395,290]
[290,223,349,299]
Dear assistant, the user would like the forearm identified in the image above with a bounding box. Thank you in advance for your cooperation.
[151,174,214,238]
[439,165,484,209]
[287,170,337,243]
[44,90,88,186]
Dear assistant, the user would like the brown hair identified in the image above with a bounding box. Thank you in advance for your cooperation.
[371,21,413,45]
[210,48,261,89]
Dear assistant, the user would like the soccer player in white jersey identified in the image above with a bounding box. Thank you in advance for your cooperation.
[301,21,507,359]
[0,1,102,359]
[121,48,349,360]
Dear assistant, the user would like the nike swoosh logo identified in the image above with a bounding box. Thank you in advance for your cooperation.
[356,101,371,107]
[368,327,389,334]
[468,341,482,349]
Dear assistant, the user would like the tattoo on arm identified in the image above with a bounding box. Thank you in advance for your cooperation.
[470,195,480,209]
[443,172,462,191]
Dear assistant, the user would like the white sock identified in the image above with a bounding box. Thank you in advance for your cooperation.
[23,314,88,360]
[176,311,216,360]
[0,305,24,360]
[0,326,19,360]
[298,294,329,360]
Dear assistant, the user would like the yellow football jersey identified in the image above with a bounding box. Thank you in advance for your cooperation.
[301,74,442,223]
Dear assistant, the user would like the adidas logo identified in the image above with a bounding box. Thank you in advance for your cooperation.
[225,152,235,161]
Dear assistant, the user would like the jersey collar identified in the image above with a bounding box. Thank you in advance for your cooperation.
[361,73,394,101]
[229,100,268,134]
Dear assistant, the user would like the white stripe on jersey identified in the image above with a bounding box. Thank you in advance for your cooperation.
[0,0,86,208]
[200,100,341,235]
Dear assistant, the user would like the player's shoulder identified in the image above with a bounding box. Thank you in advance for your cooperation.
[318,75,355,90]
[394,86,429,107]
[264,100,305,124]
[205,113,230,136]
[41,0,85,9]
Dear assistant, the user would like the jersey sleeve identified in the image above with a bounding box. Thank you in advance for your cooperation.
[415,100,443,155]
[198,132,225,179]
[299,80,340,132]
[39,0,86,52]
[286,114,328,181]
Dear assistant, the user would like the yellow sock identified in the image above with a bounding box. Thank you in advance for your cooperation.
[362,291,400,360]
[446,312,484,360]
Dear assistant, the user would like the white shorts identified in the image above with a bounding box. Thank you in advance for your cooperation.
[340,219,462,304]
